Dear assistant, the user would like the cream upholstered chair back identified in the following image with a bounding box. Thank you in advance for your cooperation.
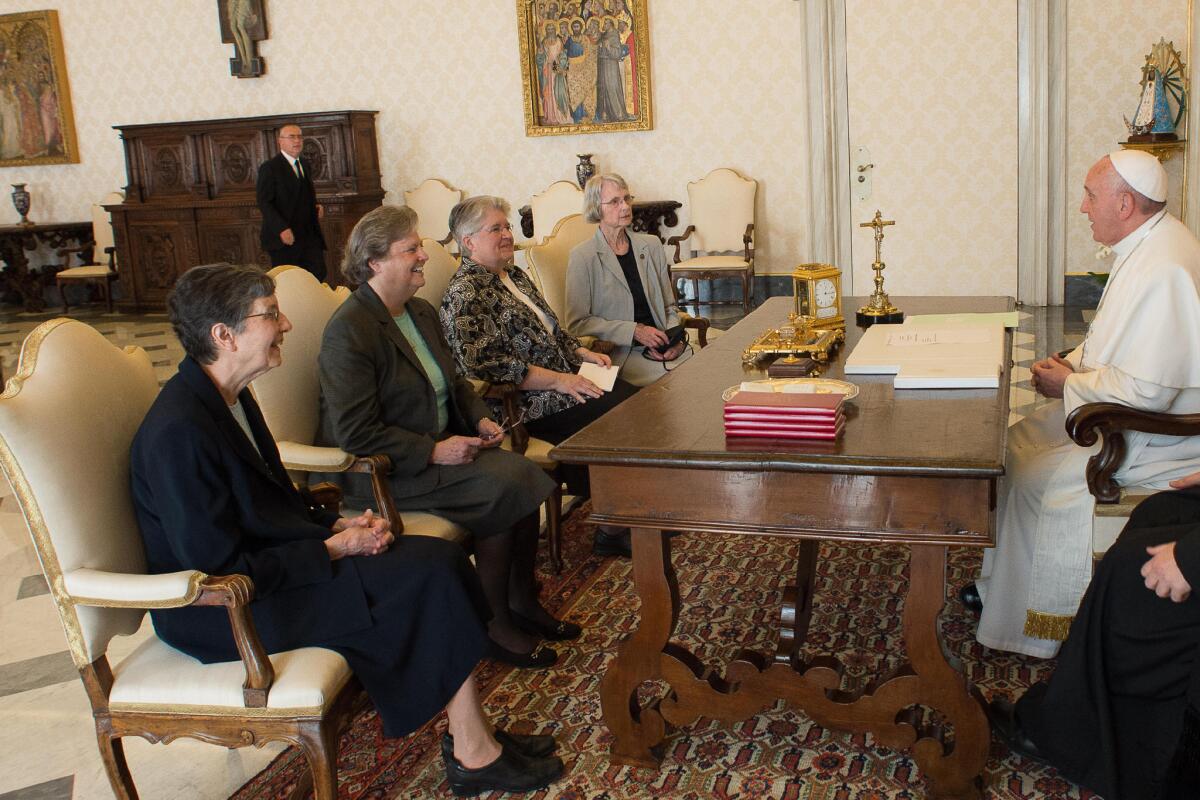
[92,191,125,257]
[526,213,597,321]
[413,238,459,307]
[685,168,757,253]
[404,178,463,245]
[531,180,584,243]
[253,266,348,448]
[0,319,159,667]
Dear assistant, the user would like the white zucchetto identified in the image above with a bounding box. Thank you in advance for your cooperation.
[1108,149,1168,202]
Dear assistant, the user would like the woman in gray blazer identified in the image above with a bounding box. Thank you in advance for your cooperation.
[317,205,578,670]
[565,173,692,386]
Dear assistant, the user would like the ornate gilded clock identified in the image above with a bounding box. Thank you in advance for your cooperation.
[793,263,845,334]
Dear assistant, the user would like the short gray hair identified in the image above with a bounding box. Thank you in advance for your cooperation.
[450,195,511,257]
[168,263,274,364]
[583,173,629,223]
[341,205,419,286]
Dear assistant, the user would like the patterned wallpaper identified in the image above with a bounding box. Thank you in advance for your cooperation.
[844,0,1019,298]
[1066,0,1190,274]
[0,0,812,276]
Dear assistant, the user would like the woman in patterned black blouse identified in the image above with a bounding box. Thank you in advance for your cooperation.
[440,195,638,556]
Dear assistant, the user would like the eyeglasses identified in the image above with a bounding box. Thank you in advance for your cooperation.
[601,194,635,207]
[480,223,514,235]
[244,307,282,322]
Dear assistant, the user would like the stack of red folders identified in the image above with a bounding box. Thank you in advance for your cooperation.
[723,391,845,440]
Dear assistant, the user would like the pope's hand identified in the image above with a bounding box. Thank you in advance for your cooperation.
[1170,471,1200,489]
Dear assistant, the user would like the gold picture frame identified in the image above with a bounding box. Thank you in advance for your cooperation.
[517,0,653,137]
[0,10,80,167]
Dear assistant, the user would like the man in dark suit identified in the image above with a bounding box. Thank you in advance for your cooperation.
[257,123,327,280]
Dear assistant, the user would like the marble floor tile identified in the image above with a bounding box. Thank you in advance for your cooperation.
[15,574,47,600]
[0,775,73,800]
[0,652,77,698]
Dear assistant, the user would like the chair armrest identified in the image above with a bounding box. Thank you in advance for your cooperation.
[66,569,273,708]
[1066,402,1200,503]
[344,453,401,533]
[743,223,755,262]
[667,226,696,263]
[586,338,616,355]
[680,314,710,347]
[278,442,355,471]
[194,574,274,707]
[104,245,116,269]
[484,382,529,454]
[64,568,206,607]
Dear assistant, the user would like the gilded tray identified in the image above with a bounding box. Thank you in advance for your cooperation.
[722,378,859,402]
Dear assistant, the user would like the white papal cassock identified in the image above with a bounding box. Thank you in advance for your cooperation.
[977,210,1200,658]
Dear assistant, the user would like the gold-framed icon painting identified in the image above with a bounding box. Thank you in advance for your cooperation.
[517,0,652,137]
[0,10,79,167]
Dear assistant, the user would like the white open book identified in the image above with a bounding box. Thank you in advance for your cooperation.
[578,361,619,392]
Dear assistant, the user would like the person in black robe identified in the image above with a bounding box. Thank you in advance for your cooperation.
[131,263,563,795]
[989,476,1200,799]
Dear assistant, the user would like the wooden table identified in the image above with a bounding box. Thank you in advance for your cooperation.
[552,296,1013,799]
[0,221,91,310]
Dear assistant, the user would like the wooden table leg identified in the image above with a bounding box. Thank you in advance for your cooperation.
[599,527,679,767]
[902,544,989,799]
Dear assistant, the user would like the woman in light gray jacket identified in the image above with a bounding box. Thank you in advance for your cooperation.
[565,173,692,386]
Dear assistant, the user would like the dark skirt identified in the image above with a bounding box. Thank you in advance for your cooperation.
[154,535,490,739]
[1019,491,1200,799]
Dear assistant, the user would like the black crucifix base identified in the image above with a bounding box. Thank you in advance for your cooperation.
[230,56,265,78]
[856,309,905,328]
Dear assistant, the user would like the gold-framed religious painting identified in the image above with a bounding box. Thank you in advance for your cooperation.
[517,0,652,137]
[0,10,79,167]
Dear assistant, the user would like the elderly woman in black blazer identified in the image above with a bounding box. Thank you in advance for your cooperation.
[317,205,578,670]
[132,264,562,795]
[440,195,639,556]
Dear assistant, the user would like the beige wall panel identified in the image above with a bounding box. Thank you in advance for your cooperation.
[845,0,1018,297]
[1066,0,1189,274]
[1,0,811,276]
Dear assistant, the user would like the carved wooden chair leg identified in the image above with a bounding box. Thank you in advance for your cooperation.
[297,720,340,800]
[546,482,564,573]
[691,277,701,313]
[58,280,69,314]
[105,278,115,313]
[94,729,137,800]
[742,273,751,314]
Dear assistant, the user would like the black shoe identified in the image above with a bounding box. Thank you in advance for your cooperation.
[443,741,564,797]
[511,609,583,641]
[987,698,1050,766]
[959,582,983,615]
[441,729,558,760]
[593,527,632,558]
[486,638,558,669]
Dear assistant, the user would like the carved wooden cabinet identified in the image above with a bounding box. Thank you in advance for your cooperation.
[108,110,383,310]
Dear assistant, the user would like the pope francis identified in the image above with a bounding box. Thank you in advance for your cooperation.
[973,149,1200,658]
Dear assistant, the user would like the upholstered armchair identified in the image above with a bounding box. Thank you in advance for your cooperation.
[0,318,360,800]
[667,168,757,314]
[1066,402,1200,561]
[403,178,464,248]
[527,180,584,246]
[254,266,466,542]
[413,237,461,307]
[52,190,124,313]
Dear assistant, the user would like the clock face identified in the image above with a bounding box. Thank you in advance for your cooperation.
[814,278,838,307]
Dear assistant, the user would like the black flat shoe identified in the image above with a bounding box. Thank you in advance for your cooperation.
[593,527,632,558]
[443,742,564,797]
[486,638,558,669]
[959,582,983,615]
[987,698,1050,766]
[441,729,558,760]
[511,609,583,641]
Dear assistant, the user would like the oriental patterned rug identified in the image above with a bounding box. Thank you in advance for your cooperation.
[232,506,1098,800]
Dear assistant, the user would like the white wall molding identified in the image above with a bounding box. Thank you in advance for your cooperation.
[1017,0,1067,305]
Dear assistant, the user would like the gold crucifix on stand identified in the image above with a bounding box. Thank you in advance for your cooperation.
[855,210,904,327]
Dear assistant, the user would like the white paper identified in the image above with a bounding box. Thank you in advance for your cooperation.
[885,329,990,347]
[739,381,777,393]
[845,320,1006,389]
[578,361,619,392]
